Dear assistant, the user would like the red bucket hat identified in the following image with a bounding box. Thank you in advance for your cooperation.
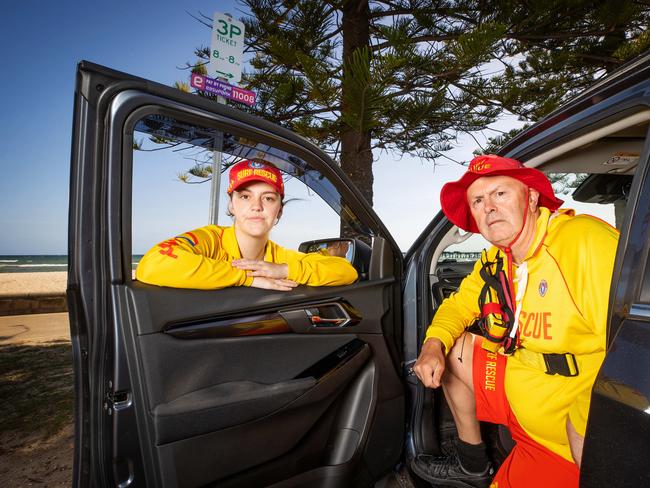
[440,154,563,233]
[227,160,284,197]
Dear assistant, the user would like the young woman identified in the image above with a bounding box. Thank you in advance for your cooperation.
[136,160,358,291]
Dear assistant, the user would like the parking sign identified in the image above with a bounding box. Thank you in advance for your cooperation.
[190,73,257,106]
[209,12,245,83]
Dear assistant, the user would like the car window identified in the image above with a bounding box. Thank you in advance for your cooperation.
[131,113,369,264]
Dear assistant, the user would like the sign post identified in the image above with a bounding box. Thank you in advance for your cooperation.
[206,12,245,224]
[208,133,224,226]
[209,12,245,83]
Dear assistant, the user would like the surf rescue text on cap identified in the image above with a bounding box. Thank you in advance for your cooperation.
[227,160,284,197]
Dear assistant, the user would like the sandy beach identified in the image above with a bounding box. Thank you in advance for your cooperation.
[0,312,70,345]
[0,272,69,343]
[0,271,67,297]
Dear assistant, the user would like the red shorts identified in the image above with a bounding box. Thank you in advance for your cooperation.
[472,338,579,488]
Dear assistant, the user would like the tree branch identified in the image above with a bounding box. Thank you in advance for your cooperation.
[570,52,623,65]
[372,33,461,51]
[185,10,212,29]
[274,105,340,122]
[318,25,344,43]
[136,142,183,152]
[176,60,209,71]
[509,30,624,41]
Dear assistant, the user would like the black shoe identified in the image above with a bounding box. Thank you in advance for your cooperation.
[410,451,494,488]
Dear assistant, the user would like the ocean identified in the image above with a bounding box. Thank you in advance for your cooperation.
[0,255,143,273]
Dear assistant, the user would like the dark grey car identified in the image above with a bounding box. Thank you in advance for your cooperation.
[68,53,650,487]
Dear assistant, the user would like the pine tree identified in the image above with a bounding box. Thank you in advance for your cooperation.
[183,0,649,210]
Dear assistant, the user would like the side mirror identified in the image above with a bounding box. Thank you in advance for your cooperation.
[299,238,372,281]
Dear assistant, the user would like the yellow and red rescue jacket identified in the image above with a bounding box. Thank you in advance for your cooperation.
[136,225,358,289]
[425,207,619,462]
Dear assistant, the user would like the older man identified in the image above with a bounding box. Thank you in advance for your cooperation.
[411,155,618,488]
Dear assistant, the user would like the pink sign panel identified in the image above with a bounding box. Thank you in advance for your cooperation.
[190,73,256,106]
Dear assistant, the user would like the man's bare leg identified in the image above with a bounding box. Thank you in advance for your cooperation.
[442,332,482,444]
[566,418,584,468]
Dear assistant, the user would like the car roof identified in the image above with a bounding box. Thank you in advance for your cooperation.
[500,51,650,176]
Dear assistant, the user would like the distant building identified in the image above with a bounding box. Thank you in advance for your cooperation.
[440,251,481,262]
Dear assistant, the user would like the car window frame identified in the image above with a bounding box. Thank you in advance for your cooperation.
[103,89,395,284]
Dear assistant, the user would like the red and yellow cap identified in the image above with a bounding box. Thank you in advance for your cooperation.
[440,154,563,233]
[227,160,284,197]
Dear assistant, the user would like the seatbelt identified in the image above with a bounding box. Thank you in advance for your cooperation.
[476,251,517,354]
[516,348,580,377]
[476,190,531,355]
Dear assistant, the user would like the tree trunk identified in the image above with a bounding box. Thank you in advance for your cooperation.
[340,0,373,239]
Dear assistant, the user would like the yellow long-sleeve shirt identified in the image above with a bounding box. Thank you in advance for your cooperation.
[425,207,619,461]
[136,225,358,289]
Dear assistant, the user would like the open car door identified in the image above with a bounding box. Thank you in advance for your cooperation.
[68,61,405,488]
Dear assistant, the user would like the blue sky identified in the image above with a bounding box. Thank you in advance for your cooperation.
[2,1,605,255]
[0,0,245,254]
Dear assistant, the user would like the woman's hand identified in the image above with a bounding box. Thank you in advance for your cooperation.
[232,259,289,279]
[250,277,298,291]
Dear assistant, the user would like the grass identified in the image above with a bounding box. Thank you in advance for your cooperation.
[0,342,74,438]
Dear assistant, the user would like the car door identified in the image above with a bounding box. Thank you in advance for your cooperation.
[580,135,650,486]
[68,61,405,488]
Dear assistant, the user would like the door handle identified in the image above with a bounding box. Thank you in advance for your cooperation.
[308,315,348,326]
[279,300,362,332]
[305,303,355,328]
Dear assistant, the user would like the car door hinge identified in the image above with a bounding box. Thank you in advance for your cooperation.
[104,389,133,415]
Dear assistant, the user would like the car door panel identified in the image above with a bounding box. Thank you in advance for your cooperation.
[115,278,397,487]
[154,342,372,486]
[142,335,369,442]
[108,280,399,487]
[126,279,394,336]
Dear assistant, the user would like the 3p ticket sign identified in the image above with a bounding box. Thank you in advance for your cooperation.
[209,12,245,83]
[190,73,257,107]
